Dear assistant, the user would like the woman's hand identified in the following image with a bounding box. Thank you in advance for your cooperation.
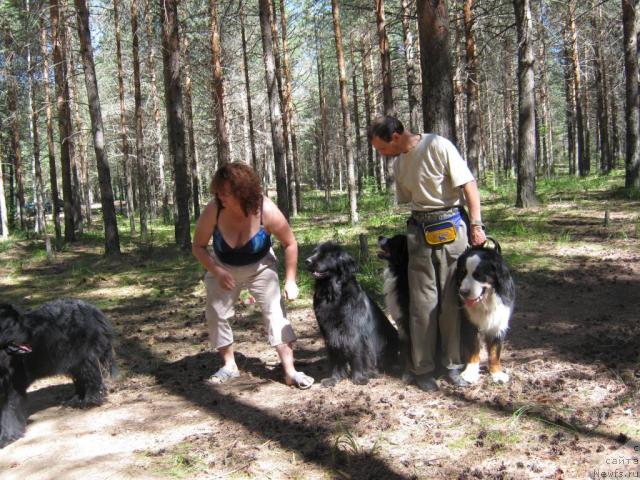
[283,280,299,301]
[213,265,236,291]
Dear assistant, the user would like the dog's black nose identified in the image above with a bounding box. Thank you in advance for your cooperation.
[304,258,312,267]
[459,288,470,298]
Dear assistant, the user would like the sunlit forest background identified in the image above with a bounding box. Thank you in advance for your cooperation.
[1,0,639,255]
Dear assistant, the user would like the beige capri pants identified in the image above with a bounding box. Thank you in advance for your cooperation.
[204,249,297,349]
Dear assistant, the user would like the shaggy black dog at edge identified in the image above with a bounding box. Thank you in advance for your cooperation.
[305,242,399,387]
[0,299,116,448]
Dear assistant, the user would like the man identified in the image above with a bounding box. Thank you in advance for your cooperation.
[368,115,486,392]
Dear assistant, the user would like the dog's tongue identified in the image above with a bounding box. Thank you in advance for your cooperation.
[464,298,481,307]
[7,344,32,354]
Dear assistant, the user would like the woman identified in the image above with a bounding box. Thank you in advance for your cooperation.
[192,162,314,389]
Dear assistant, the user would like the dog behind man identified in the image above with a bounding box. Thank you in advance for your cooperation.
[305,242,399,386]
[0,299,116,448]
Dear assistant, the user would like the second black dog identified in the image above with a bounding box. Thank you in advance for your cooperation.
[0,299,116,448]
[305,242,398,387]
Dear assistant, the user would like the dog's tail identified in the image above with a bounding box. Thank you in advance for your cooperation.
[100,346,119,380]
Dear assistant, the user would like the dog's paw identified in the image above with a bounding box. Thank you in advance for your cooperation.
[490,371,510,384]
[320,377,338,388]
[460,364,481,384]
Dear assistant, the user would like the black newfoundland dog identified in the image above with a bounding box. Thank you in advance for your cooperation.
[0,299,116,448]
[305,242,398,387]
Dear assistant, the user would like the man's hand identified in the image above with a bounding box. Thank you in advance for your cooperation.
[470,225,486,246]
[284,280,299,301]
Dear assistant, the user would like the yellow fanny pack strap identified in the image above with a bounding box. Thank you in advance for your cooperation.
[423,221,457,246]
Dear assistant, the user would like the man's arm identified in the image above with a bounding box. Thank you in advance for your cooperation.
[461,180,487,246]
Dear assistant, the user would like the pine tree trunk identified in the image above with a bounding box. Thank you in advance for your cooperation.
[210,0,231,166]
[562,25,577,175]
[182,33,201,220]
[316,20,330,202]
[4,29,26,231]
[66,30,86,232]
[534,0,554,177]
[401,0,419,132]
[592,1,611,174]
[502,39,515,177]
[145,0,169,222]
[360,37,374,180]
[259,0,289,218]
[622,0,640,188]
[417,0,456,142]
[463,0,480,178]
[40,14,62,246]
[74,0,121,254]
[375,0,394,192]
[513,0,539,207]
[567,0,587,176]
[240,3,259,175]
[269,0,293,212]
[331,0,358,224]
[279,0,301,214]
[0,139,8,238]
[453,3,466,160]
[114,0,136,233]
[28,30,53,257]
[131,0,149,233]
[349,35,363,194]
[50,0,76,242]
[159,0,192,250]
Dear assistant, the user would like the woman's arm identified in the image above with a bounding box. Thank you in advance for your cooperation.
[263,196,299,299]
[192,201,236,290]
[461,180,487,247]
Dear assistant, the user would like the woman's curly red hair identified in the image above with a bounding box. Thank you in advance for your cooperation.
[210,162,263,216]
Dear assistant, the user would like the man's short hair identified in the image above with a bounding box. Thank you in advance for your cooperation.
[367,115,404,142]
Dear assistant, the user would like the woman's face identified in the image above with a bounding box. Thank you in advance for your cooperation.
[216,184,240,210]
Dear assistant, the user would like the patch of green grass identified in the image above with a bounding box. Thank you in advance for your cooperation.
[145,442,208,478]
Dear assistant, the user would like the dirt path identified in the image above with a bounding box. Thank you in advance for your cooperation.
[1,206,639,479]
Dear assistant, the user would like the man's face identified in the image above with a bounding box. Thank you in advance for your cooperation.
[371,133,403,157]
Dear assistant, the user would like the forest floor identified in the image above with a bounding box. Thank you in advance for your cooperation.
[0,185,639,480]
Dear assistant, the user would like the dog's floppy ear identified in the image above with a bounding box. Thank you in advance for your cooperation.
[337,249,358,276]
[0,303,21,320]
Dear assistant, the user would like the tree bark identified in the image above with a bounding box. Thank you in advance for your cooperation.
[360,36,374,180]
[375,0,394,191]
[131,0,149,233]
[513,0,539,207]
[591,2,611,174]
[268,0,293,212]
[349,35,363,194]
[210,0,231,166]
[567,0,587,176]
[182,33,201,219]
[50,0,76,242]
[240,2,259,176]
[417,0,456,142]
[74,0,121,253]
[40,13,62,246]
[0,134,8,238]
[463,0,480,178]
[3,29,26,231]
[27,28,53,257]
[145,0,169,222]
[114,0,136,233]
[259,0,289,218]
[160,0,192,250]
[562,25,577,175]
[331,0,358,224]
[279,0,301,214]
[401,0,420,132]
[623,0,640,188]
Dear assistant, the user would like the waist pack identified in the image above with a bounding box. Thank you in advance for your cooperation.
[413,210,463,246]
